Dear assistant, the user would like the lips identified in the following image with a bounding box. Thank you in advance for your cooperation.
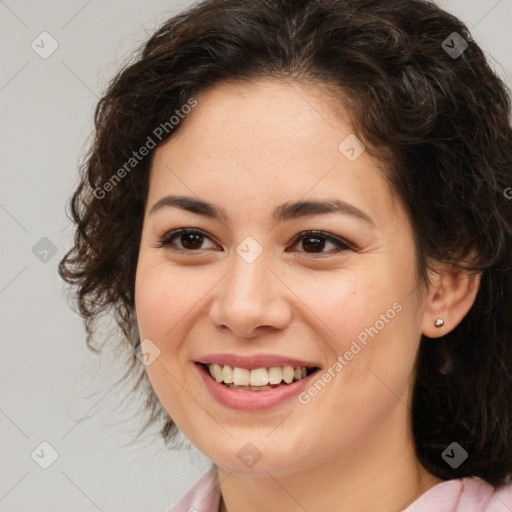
[193,353,322,410]
[194,353,321,370]
[195,362,320,410]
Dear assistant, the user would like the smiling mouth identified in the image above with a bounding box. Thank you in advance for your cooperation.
[198,362,320,391]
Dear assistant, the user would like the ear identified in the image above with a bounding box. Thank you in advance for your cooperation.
[421,260,482,338]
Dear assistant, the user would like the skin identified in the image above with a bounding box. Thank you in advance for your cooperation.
[134,79,481,512]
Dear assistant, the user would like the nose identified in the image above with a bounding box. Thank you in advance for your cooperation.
[208,249,293,338]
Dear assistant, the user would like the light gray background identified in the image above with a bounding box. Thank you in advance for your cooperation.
[1,1,511,511]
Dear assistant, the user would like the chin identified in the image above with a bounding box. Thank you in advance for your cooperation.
[204,440,311,477]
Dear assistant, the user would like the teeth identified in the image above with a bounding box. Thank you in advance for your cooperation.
[250,368,269,386]
[268,367,283,384]
[233,367,250,386]
[222,365,234,384]
[210,363,223,383]
[282,366,295,384]
[206,363,312,387]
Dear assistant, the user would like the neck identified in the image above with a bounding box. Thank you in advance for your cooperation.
[216,404,443,512]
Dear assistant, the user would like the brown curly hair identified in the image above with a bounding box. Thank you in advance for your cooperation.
[58,0,512,486]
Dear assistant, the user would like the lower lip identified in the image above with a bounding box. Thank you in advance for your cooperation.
[195,363,319,411]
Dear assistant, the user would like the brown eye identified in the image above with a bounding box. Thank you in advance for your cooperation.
[288,231,351,255]
[158,229,218,251]
[157,228,352,256]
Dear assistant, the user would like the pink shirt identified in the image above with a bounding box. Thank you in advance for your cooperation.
[168,465,512,511]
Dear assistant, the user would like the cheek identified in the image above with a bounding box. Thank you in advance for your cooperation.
[135,268,180,341]
[135,261,209,342]
[134,261,203,427]
[302,267,404,348]
[295,271,419,437]
[303,261,420,389]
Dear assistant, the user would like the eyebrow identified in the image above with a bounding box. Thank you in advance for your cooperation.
[149,195,374,225]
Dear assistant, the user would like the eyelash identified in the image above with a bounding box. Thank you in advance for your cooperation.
[156,228,353,257]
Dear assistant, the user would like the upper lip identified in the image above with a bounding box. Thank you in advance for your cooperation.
[195,353,321,370]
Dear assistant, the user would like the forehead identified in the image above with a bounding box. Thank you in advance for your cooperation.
[147,79,400,228]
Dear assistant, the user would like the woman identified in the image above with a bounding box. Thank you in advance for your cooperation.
[59,0,512,510]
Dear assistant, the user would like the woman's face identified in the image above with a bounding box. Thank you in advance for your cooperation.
[135,79,428,476]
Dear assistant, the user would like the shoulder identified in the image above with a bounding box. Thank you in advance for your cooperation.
[486,479,512,511]
[167,465,221,512]
[459,477,512,511]
[405,476,512,512]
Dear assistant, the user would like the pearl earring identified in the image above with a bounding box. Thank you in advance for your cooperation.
[434,318,444,328]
